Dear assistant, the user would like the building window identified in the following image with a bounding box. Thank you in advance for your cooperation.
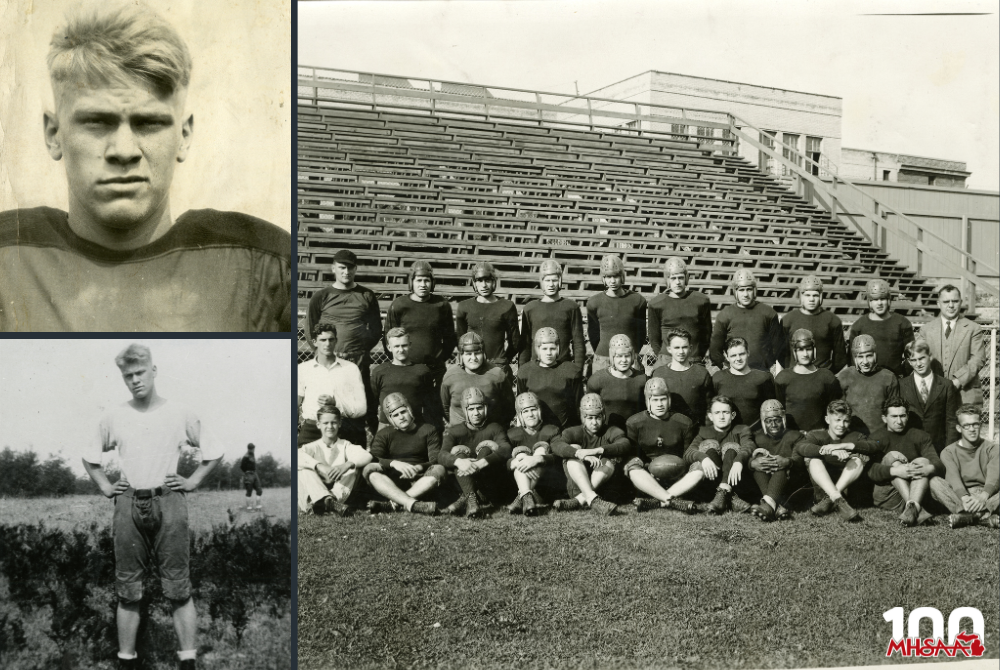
[697,126,715,139]
[806,136,822,175]
[782,133,801,174]
[759,130,776,173]
[671,123,688,138]
[882,170,891,181]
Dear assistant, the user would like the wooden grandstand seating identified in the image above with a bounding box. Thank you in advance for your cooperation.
[298,101,940,323]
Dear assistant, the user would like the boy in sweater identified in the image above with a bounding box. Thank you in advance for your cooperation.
[775,329,842,431]
[441,331,513,427]
[837,334,899,435]
[795,400,875,522]
[506,392,561,516]
[455,261,520,380]
[550,394,628,515]
[364,393,444,515]
[519,260,586,366]
[780,275,848,373]
[709,269,784,373]
[298,404,372,516]
[647,257,713,368]
[930,404,1000,528]
[516,327,585,428]
[867,397,945,527]
[712,336,776,429]
[370,327,440,432]
[586,334,648,430]
[440,387,513,518]
[749,400,806,522]
[848,279,914,377]
[625,378,700,513]
[587,254,647,374]
[684,395,756,514]
[650,328,713,425]
[384,260,457,389]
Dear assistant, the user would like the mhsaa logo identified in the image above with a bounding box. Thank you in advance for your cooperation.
[884,607,985,658]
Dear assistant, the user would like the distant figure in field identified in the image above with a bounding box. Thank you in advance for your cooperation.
[83,344,222,670]
[240,443,262,511]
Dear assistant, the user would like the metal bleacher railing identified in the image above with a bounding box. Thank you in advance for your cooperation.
[296,66,999,438]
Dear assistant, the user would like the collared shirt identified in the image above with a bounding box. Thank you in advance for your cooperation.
[298,437,371,472]
[298,356,367,421]
[942,316,958,337]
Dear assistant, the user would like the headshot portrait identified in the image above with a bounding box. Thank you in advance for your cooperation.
[0,0,291,332]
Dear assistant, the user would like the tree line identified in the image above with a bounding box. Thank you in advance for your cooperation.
[0,447,291,497]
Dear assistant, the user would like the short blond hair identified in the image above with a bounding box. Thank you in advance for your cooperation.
[47,2,191,99]
[115,343,152,369]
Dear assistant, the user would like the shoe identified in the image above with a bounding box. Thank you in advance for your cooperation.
[554,498,583,512]
[465,495,481,519]
[949,512,979,529]
[834,497,859,523]
[730,494,752,514]
[444,495,468,516]
[666,498,696,514]
[118,657,140,670]
[410,501,437,516]
[246,505,253,511]
[506,494,524,515]
[521,491,539,517]
[775,505,792,521]
[707,488,730,515]
[589,497,617,516]
[368,500,396,515]
[751,502,775,522]
[327,500,350,517]
[810,495,834,516]
[916,509,933,526]
[313,497,331,515]
[990,515,999,529]
[899,502,920,527]
[634,497,661,513]
[180,660,195,670]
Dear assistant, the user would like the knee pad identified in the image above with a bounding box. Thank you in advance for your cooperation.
[721,442,741,457]
[475,440,498,458]
[450,445,473,458]
[511,446,531,459]
[623,456,645,476]
[881,450,907,467]
[424,464,446,481]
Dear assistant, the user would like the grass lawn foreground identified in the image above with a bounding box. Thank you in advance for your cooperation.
[298,506,998,670]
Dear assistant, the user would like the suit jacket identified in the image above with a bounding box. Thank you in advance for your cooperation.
[898,373,959,453]
[918,316,987,405]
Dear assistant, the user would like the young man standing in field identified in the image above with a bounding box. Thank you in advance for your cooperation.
[709,269,784,373]
[240,443,262,511]
[83,344,222,670]
[647,257,713,368]
[711,336,776,429]
[796,400,877,522]
[370,327,440,433]
[898,340,959,453]
[779,275,848,373]
[455,261,520,380]
[550,394,626,515]
[867,397,945,527]
[519,260,586,367]
[298,403,372,517]
[626,378,700,513]
[650,328,713,424]
[586,254,647,374]
[930,404,1000,529]
[848,279,914,378]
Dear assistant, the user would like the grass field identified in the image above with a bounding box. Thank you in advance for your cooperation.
[298,503,999,670]
[1,489,291,670]
[0,487,291,532]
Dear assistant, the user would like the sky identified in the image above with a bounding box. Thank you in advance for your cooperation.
[0,339,292,473]
[0,0,292,228]
[298,0,999,191]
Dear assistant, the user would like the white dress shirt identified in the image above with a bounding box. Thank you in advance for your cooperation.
[297,356,367,420]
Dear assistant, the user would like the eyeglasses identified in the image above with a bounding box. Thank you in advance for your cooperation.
[959,422,982,429]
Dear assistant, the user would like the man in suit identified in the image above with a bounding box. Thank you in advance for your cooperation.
[899,340,959,454]
[918,285,987,406]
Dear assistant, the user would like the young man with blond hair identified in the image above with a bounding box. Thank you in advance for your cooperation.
[83,344,222,670]
[0,3,290,331]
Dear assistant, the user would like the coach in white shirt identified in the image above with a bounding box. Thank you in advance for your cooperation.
[918,285,987,405]
[298,322,368,447]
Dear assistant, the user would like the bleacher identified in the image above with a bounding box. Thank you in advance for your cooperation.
[297,97,940,348]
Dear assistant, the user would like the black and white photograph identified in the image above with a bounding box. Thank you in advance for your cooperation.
[295,1,998,669]
[0,0,292,332]
[0,339,293,669]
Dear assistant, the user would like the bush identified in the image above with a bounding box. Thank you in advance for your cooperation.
[0,518,290,669]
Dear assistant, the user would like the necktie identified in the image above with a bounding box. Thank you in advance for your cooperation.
[919,377,929,404]
[945,321,952,339]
